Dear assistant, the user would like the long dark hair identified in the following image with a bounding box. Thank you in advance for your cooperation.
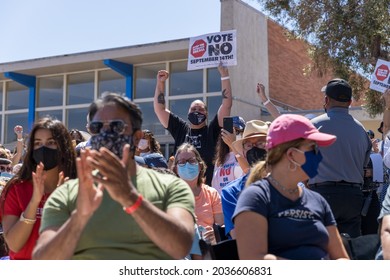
[143,129,161,154]
[213,135,230,167]
[0,117,77,217]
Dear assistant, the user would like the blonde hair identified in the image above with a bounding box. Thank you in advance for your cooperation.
[245,160,267,187]
[266,138,304,166]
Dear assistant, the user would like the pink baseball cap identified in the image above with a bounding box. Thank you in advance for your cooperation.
[266,114,336,149]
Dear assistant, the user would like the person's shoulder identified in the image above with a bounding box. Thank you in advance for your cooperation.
[202,183,217,192]
[222,174,248,193]
[53,178,80,196]
[7,180,32,192]
[142,167,182,185]
[243,179,270,196]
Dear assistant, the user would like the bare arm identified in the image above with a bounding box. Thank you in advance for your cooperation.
[235,211,284,260]
[257,83,281,119]
[326,225,349,259]
[153,70,171,128]
[217,64,233,127]
[381,215,390,260]
[11,125,24,166]
[221,129,250,173]
[3,163,45,252]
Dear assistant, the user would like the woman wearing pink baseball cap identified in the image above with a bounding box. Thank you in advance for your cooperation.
[233,114,349,260]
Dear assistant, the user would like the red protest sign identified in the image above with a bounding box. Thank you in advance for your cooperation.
[375,64,389,81]
[190,39,207,58]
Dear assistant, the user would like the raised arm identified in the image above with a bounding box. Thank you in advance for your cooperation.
[153,70,171,128]
[11,125,24,166]
[257,83,281,120]
[217,64,233,127]
[221,129,250,173]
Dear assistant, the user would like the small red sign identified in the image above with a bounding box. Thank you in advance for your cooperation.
[190,39,207,58]
[375,64,389,81]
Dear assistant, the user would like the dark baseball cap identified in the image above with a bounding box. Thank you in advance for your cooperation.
[135,153,168,169]
[322,78,352,102]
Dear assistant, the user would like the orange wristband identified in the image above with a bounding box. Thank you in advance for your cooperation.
[123,194,143,215]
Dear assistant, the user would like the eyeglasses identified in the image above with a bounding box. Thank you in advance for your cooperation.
[243,140,266,150]
[176,157,198,167]
[0,165,12,173]
[88,120,128,135]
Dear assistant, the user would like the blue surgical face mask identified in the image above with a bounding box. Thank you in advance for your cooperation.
[177,162,200,181]
[291,148,323,178]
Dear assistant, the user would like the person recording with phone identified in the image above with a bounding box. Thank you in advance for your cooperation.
[211,116,246,195]
[33,92,195,260]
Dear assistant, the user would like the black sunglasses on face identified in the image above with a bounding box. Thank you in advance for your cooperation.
[88,120,127,135]
[0,166,12,173]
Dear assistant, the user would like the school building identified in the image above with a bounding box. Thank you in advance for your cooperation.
[0,0,381,155]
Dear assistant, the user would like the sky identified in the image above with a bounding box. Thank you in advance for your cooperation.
[0,0,261,64]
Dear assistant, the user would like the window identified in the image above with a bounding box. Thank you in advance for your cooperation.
[169,99,194,121]
[207,67,221,92]
[37,76,63,107]
[5,113,28,144]
[206,96,221,120]
[137,101,165,135]
[37,110,62,122]
[6,81,29,110]
[135,64,165,99]
[67,108,90,132]
[67,72,94,105]
[98,70,126,97]
[0,81,3,110]
[170,61,202,96]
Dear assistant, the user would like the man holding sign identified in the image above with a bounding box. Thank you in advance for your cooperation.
[154,64,232,185]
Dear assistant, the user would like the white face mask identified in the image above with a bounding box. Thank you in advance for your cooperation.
[138,139,149,150]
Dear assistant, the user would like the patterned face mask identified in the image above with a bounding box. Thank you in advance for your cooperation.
[90,131,133,159]
[188,112,206,125]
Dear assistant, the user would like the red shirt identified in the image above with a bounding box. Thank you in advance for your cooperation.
[3,181,49,260]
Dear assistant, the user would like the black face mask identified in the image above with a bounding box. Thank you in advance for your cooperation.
[246,147,267,166]
[188,112,206,125]
[32,146,59,170]
[90,131,133,159]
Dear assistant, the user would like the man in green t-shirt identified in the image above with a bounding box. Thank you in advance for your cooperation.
[32,93,195,260]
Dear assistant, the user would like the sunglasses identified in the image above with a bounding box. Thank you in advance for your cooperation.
[0,165,12,173]
[88,120,128,135]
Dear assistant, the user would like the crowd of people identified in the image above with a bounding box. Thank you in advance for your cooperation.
[0,66,390,260]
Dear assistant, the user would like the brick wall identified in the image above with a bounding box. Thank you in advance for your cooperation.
[267,19,359,110]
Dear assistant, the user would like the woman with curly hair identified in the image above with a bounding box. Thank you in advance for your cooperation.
[136,129,162,156]
[0,117,77,259]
